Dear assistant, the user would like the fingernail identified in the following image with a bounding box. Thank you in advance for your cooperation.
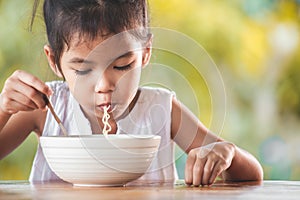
[47,88,53,96]
[185,179,190,185]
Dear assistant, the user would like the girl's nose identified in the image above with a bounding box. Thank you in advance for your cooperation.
[94,71,115,93]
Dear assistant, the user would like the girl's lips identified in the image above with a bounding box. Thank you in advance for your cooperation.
[97,103,114,113]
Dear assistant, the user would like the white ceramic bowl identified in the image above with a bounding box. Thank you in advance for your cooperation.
[40,134,161,186]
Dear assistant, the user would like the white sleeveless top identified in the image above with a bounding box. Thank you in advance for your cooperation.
[29,81,178,183]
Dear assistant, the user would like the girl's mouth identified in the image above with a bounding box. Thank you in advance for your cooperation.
[97,103,116,113]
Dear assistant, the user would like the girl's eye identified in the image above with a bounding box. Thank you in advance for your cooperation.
[113,64,132,71]
[75,69,92,75]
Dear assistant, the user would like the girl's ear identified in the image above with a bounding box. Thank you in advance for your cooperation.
[44,45,63,78]
[142,34,153,67]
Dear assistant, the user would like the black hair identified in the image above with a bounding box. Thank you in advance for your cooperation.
[31,0,150,77]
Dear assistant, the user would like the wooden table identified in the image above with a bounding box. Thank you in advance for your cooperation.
[0,180,299,200]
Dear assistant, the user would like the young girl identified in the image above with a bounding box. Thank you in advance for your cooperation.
[0,0,263,186]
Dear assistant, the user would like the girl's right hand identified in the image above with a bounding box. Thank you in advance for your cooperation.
[0,70,52,115]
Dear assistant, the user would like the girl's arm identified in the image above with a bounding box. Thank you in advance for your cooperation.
[171,97,263,186]
[0,109,46,159]
[0,70,50,159]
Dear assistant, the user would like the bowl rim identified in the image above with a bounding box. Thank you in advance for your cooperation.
[40,134,161,140]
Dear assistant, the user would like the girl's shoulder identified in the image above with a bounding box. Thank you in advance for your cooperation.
[139,86,175,98]
[137,86,176,107]
[45,80,70,106]
[46,80,69,94]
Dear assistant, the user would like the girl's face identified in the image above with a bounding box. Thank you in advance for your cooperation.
[46,32,151,121]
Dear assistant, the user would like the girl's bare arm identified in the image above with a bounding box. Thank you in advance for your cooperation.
[0,109,46,159]
[171,97,263,186]
[0,70,50,159]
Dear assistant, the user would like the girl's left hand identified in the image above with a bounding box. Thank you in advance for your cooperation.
[184,141,236,186]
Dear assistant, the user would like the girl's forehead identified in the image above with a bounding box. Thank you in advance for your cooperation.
[63,32,144,65]
[67,32,143,53]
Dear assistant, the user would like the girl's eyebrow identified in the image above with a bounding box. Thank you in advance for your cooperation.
[69,51,134,64]
[69,57,95,64]
[115,51,134,60]
[107,51,134,64]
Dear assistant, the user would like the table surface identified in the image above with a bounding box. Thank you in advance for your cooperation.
[0,180,299,200]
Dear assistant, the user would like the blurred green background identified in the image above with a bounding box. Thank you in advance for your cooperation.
[1,0,300,180]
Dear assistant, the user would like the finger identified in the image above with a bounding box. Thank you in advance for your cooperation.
[11,80,47,109]
[1,99,35,114]
[185,150,196,185]
[192,157,206,186]
[0,92,36,114]
[208,161,225,185]
[13,70,52,96]
[201,157,215,186]
[8,90,39,110]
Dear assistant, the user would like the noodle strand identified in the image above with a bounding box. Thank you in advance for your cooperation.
[102,105,112,136]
